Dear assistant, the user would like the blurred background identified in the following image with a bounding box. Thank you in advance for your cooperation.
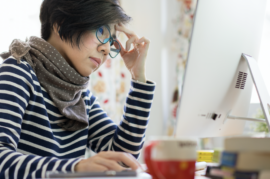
[1,0,270,158]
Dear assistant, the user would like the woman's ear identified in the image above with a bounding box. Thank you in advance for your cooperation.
[52,24,60,36]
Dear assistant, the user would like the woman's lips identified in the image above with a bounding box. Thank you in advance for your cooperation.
[89,57,101,67]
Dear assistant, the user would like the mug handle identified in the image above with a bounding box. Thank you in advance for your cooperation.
[144,141,162,179]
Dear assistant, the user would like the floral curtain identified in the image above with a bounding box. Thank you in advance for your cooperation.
[167,0,197,136]
[89,32,131,124]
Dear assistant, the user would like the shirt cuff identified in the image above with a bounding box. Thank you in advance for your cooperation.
[131,79,156,92]
[70,157,84,172]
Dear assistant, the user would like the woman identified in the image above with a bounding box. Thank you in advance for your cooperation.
[0,0,155,178]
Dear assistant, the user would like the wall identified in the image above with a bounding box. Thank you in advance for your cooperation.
[0,0,43,52]
[121,0,165,138]
[251,0,270,103]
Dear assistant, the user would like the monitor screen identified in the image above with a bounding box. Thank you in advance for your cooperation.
[176,0,267,137]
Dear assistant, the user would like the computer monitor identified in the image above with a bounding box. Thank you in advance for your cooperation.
[175,0,268,137]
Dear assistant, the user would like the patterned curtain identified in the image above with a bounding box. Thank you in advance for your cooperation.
[89,32,131,124]
[167,0,197,136]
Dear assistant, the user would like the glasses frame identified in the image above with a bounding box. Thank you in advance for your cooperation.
[96,25,121,58]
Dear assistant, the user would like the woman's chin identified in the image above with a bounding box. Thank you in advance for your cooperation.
[77,70,92,77]
[76,65,99,77]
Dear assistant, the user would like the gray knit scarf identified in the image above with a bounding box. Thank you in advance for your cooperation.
[0,36,90,131]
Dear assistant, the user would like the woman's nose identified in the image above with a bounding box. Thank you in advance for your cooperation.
[97,41,111,56]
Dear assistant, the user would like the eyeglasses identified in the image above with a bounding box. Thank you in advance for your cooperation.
[96,25,121,58]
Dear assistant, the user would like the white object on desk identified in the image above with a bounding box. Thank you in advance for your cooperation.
[46,173,210,179]
[196,162,207,171]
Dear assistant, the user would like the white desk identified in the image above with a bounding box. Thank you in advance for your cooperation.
[47,172,210,179]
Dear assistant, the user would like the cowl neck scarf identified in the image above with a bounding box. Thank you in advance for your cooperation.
[0,36,90,131]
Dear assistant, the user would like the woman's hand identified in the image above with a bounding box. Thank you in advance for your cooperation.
[75,151,141,172]
[115,23,150,83]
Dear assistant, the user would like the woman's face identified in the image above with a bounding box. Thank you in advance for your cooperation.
[60,24,117,77]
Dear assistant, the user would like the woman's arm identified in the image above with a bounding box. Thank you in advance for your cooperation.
[0,58,82,179]
[87,79,155,159]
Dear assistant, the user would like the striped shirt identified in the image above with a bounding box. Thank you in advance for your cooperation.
[0,57,155,179]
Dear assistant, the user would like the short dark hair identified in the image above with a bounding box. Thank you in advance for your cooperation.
[40,0,131,48]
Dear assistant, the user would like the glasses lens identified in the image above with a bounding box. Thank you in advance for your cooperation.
[96,26,110,44]
[110,40,121,58]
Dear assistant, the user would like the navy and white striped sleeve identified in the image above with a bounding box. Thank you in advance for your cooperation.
[0,58,82,179]
[87,79,156,159]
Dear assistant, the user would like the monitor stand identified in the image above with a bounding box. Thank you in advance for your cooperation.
[227,53,270,131]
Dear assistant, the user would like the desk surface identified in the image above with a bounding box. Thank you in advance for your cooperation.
[47,172,210,179]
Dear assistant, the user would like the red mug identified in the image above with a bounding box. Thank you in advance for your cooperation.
[144,137,197,179]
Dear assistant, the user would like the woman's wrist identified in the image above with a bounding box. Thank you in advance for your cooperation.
[75,159,86,172]
[132,75,146,83]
